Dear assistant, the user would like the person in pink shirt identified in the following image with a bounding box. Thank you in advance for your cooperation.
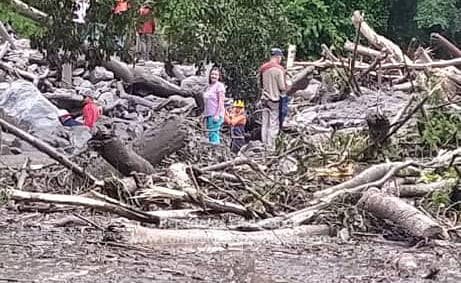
[203,68,226,144]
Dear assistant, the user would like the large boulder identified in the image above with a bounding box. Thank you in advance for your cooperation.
[0,80,91,150]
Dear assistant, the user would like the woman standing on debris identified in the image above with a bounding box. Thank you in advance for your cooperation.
[203,68,226,144]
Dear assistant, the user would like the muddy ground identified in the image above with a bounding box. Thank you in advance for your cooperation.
[0,208,460,283]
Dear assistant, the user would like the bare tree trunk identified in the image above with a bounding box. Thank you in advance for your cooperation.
[133,117,187,166]
[111,223,331,246]
[0,21,16,50]
[10,189,160,224]
[358,188,446,239]
[344,40,382,58]
[7,0,48,23]
[89,134,155,176]
[0,118,102,185]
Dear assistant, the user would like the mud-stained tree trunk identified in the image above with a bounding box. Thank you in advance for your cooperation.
[358,188,446,239]
[90,117,187,176]
[89,134,155,176]
[133,117,187,166]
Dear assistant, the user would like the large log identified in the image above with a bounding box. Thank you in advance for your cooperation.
[133,117,187,166]
[110,223,331,246]
[358,188,446,239]
[88,133,155,176]
[430,33,461,58]
[90,117,187,176]
[344,40,382,58]
[102,58,189,98]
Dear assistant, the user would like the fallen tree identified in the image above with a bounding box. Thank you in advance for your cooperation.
[358,188,447,239]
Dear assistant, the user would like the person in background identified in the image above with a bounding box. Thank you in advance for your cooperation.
[136,3,156,60]
[81,94,101,128]
[258,48,287,150]
[225,100,247,153]
[113,0,130,14]
[203,68,226,145]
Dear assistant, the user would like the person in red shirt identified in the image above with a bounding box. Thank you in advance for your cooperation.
[136,4,156,61]
[113,0,130,14]
[81,94,101,128]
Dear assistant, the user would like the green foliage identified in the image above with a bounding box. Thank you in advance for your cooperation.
[418,109,461,150]
[420,167,458,183]
[0,2,42,38]
[414,0,461,33]
[157,0,295,100]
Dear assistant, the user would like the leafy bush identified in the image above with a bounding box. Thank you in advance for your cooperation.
[418,109,461,150]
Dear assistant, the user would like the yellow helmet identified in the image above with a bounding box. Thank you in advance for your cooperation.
[232,100,245,108]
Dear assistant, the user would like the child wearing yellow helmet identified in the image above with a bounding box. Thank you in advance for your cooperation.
[224,100,247,153]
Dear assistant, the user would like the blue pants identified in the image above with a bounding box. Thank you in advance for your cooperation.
[279,96,289,129]
[207,116,224,144]
[62,118,83,127]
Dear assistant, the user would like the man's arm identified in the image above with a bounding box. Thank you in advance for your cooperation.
[276,69,287,93]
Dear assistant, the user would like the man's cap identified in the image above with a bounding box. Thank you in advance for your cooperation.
[271,48,284,57]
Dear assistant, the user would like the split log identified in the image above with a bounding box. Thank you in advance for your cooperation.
[88,132,155,176]
[0,21,16,50]
[6,0,48,23]
[133,117,187,166]
[0,118,102,185]
[111,223,331,246]
[430,33,461,58]
[8,189,159,224]
[358,188,446,239]
[352,11,410,63]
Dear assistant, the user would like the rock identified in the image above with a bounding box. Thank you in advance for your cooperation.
[98,91,116,106]
[27,64,39,73]
[0,145,11,155]
[80,80,95,90]
[73,68,85,76]
[89,66,114,83]
[180,75,208,95]
[0,80,91,149]
[72,76,84,87]
[278,156,298,175]
[0,80,62,135]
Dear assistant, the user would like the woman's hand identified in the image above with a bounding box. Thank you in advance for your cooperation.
[213,114,219,122]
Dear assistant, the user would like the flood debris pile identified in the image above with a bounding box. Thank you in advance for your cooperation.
[1,11,461,277]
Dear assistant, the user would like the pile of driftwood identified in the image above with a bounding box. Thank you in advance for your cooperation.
[294,11,461,98]
[1,6,461,251]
